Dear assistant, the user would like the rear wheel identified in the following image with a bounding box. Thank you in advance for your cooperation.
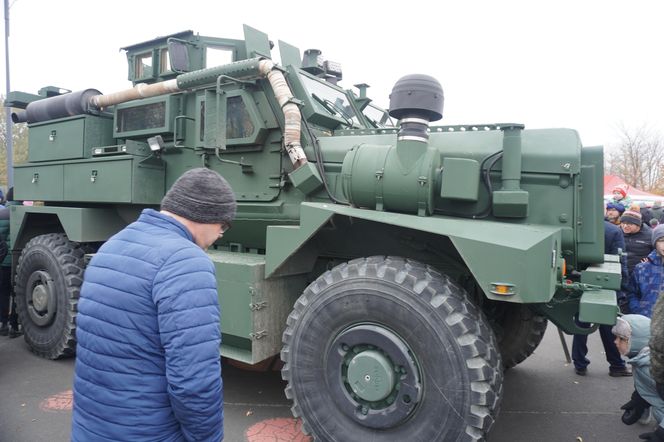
[15,233,85,359]
[488,303,548,369]
[282,256,503,441]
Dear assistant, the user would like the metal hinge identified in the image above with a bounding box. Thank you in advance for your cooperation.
[249,301,268,311]
[249,330,267,340]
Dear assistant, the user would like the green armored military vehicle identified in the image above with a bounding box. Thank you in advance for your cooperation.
[6,25,620,441]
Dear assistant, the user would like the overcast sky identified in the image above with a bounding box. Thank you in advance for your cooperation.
[2,0,663,150]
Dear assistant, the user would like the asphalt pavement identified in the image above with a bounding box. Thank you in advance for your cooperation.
[0,324,651,441]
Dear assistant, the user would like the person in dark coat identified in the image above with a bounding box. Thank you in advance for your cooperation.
[0,187,20,338]
[621,210,654,275]
[572,221,631,376]
[652,201,664,224]
[642,202,654,225]
[72,168,236,441]
[626,225,664,318]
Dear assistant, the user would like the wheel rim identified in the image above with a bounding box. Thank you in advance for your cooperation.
[25,270,57,327]
[326,323,422,429]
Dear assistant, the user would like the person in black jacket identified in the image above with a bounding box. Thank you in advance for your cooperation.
[572,221,631,376]
[651,200,664,223]
[621,210,654,274]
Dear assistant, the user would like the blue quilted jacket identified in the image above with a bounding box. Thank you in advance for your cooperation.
[627,249,664,318]
[72,209,223,441]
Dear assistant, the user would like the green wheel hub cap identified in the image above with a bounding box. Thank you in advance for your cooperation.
[327,323,422,429]
[347,350,395,402]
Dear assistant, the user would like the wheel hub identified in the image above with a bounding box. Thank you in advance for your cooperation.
[32,285,49,312]
[347,350,395,402]
[25,270,57,327]
[327,324,422,429]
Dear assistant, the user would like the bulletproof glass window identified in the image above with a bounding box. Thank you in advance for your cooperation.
[117,102,166,133]
[135,52,153,78]
[364,104,396,128]
[298,73,360,127]
[160,48,170,74]
[226,96,255,139]
[206,46,234,68]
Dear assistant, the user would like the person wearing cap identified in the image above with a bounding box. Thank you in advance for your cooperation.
[572,220,631,376]
[606,201,626,225]
[626,224,664,318]
[612,314,664,441]
[72,168,236,442]
[613,184,633,209]
[621,209,654,275]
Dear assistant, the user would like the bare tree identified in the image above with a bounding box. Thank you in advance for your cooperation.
[607,123,664,194]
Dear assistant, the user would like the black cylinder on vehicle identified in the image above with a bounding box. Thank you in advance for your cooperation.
[388,74,444,122]
[12,89,102,124]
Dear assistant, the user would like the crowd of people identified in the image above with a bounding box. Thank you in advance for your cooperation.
[574,184,664,441]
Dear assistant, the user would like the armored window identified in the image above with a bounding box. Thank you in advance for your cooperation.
[298,73,360,127]
[206,46,233,68]
[135,52,153,78]
[200,101,205,142]
[117,102,166,133]
[364,104,396,128]
[160,48,170,74]
[226,96,254,139]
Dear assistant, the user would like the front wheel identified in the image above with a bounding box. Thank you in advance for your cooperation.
[281,256,503,441]
[15,233,85,359]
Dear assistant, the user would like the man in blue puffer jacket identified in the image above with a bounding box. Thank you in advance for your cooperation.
[72,168,236,442]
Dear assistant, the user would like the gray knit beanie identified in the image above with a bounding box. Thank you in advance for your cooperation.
[161,168,236,224]
[653,224,664,247]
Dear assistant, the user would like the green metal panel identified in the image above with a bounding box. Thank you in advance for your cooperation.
[64,159,133,202]
[278,40,302,68]
[10,205,127,245]
[132,159,166,204]
[580,260,621,290]
[13,164,63,201]
[208,250,306,364]
[577,146,605,263]
[266,202,562,303]
[28,115,113,162]
[14,157,165,205]
[440,158,480,201]
[243,25,272,58]
[579,290,618,325]
[29,118,84,162]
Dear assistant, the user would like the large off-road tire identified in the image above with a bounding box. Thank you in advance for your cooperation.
[281,256,503,442]
[488,303,548,369]
[15,233,85,359]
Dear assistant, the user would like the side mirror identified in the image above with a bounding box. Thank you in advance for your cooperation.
[167,40,190,73]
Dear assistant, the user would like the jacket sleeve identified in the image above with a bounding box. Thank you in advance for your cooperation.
[153,247,223,442]
[651,297,664,386]
[627,269,641,315]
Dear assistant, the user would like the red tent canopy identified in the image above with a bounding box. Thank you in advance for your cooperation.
[604,175,663,199]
